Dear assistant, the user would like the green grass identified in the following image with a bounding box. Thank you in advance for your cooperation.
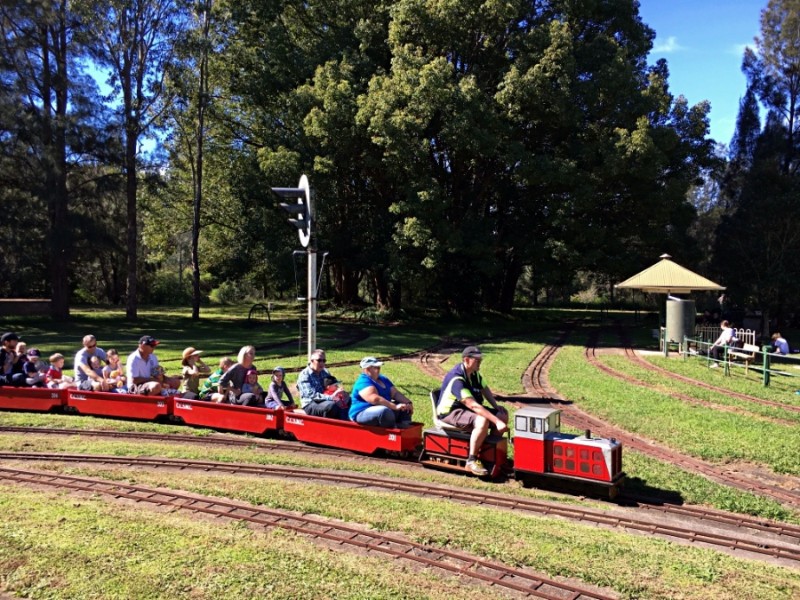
[5,463,799,600]
[2,308,800,598]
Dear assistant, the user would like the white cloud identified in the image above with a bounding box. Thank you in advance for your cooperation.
[652,36,684,54]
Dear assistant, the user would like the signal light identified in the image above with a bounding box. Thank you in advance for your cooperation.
[272,174,312,248]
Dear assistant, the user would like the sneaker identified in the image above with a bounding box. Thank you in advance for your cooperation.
[709,363,719,369]
[465,459,489,476]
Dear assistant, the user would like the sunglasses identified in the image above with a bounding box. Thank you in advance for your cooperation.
[87,344,97,349]
[312,358,326,363]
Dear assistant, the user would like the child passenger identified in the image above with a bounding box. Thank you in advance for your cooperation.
[46,353,76,389]
[102,349,127,393]
[180,347,210,399]
[23,348,47,386]
[266,366,295,410]
[199,357,233,403]
[241,368,263,401]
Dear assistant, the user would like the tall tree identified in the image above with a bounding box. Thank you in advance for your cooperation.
[83,0,182,319]
[747,0,800,174]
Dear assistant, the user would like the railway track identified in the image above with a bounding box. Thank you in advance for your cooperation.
[577,334,800,510]
[3,452,799,567]
[0,464,617,600]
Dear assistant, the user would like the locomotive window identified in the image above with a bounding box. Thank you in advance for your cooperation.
[532,418,542,434]
[554,458,563,468]
[580,463,590,473]
[553,445,563,456]
[566,460,575,470]
[515,416,528,432]
[565,447,574,458]
[592,465,603,475]
[580,449,589,460]
[542,418,549,433]
[593,450,602,461]
[554,413,560,428]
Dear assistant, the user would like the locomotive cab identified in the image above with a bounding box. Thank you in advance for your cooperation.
[513,406,624,498]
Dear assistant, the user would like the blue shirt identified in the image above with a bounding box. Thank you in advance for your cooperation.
[774,337,790,355]
[349,373,394,420]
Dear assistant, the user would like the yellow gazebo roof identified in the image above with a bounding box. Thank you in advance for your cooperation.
[615,254,725,294]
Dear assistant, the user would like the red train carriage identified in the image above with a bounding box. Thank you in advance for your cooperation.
[283,411,423,456]
[419,390,510,478]
[66,389,172,421]
[0,386,65,412]
[172,398,284,435]
[513,406,624,498]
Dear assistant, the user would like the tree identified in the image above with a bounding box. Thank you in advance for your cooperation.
[746,0,800,174]
[82,0,183,319]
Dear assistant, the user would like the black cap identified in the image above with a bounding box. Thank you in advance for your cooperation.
[139,335,160,347]
[1,332,19,343]
[461,345,483,359]
[27,348,41,357]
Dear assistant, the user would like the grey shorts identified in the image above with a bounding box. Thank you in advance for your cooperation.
[440,406,504,430]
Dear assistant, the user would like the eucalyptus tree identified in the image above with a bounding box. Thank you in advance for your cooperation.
[80,0,185,319]
[0,0,113,317]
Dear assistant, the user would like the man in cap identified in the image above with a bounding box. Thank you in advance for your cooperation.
[296,348,347,419]
[126,335,167,395]
[74,334,108,391]
[0,332,25,386]
[436,346,508,476]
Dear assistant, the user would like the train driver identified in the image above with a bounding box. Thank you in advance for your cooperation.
[436,346,508,476]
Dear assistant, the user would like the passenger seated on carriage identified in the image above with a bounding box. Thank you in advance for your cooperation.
[199,357,233,402]
[0,332,26,387]
[101,349,127,393]
[437,346,509,476]
[349,357,413,429]
[266,366,295,410]
[217,345,261,406]
[180,347,209,400]
[296,348,348,419]
[126,335,168,395]
[75,334,108,391]
[46,353,76,389]
[24,348,47,387]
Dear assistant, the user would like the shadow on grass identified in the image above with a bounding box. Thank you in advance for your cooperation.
[619,476,686,505]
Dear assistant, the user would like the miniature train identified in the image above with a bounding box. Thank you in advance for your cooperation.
[0,385,625,497]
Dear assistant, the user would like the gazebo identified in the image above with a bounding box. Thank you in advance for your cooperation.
[615,254,725,295]
[616,254,725,354]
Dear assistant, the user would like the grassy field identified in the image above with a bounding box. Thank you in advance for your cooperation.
[1,307,800,599]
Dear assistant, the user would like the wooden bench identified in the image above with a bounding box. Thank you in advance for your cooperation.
[728,343,760,374]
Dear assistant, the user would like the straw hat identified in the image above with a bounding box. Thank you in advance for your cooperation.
[182,347,203,361]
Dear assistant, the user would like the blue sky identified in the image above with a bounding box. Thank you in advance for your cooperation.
[638,0,765,146]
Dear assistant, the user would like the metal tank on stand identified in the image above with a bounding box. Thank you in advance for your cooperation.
[665,297,696,354]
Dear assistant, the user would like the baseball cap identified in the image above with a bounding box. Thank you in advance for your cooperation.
[1,332,19,343]
[272,366,285,374]
[139,335,160,347]
[461,346,483,359]
[360,356,383,368]
[27,348,41,358]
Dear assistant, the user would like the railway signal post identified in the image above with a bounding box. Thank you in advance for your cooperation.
[272,174,317,360]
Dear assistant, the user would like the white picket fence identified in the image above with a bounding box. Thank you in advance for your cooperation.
[694,325,757,347]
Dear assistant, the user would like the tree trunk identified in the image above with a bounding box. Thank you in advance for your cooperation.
[125,127,138,320]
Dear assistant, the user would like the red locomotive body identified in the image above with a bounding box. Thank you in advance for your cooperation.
[283,411,423,455]
[513,406,624,497]
[66,389,172,421]
[173,398,284,435]
[0,386,65,412]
